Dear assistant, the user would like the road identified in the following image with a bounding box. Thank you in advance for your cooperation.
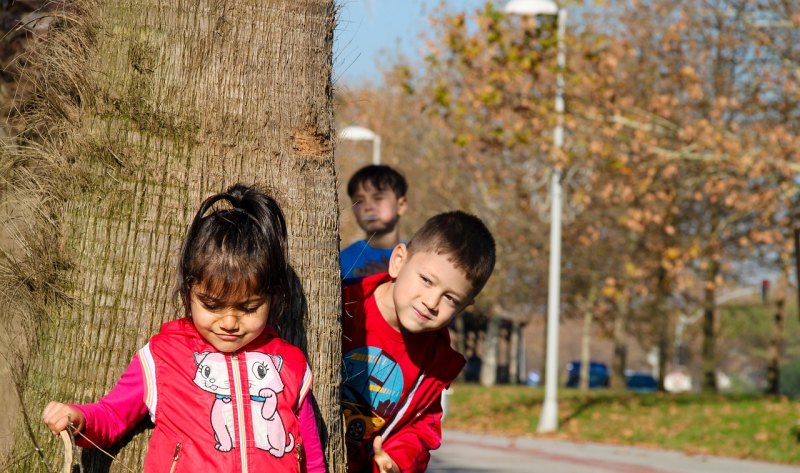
[428,430,800,473]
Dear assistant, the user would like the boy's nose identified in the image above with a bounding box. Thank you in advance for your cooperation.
[421,293,440,313]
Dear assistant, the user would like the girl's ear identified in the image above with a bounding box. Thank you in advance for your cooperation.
[388,243,408,278]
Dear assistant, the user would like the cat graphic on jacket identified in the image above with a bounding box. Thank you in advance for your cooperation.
[193,351,295,457]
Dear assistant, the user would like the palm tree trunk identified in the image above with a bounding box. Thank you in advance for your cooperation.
[2,1,342,471]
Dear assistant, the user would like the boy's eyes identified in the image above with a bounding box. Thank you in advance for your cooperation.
[417,275,463,307]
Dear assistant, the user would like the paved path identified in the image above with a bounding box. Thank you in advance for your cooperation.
[428,430,800,473]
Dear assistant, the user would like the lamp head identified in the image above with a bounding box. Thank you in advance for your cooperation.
[503,0,558,16]
[339,126,378,141]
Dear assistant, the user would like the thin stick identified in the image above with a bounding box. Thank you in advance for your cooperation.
[59,431,72,473]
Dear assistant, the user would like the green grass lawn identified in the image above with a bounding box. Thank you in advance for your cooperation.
[443,384,800,464]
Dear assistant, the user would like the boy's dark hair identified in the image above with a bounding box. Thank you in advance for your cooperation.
[177,183,290,321]
[346,164,407,199]
[407,211,496,296]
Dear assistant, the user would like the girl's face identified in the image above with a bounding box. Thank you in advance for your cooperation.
[189,284,270,353]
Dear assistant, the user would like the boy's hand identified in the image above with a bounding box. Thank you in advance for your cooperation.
[372,435,399,473]
[42,401,85,435]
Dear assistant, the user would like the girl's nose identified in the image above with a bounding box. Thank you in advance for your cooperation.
[218,312,240,331]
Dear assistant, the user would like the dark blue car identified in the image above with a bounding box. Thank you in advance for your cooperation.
[565,361,610,389]
[625,371,658,393]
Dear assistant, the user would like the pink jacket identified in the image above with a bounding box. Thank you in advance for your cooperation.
[75,319,325,472]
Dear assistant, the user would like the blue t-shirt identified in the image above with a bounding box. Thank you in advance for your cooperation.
[340,240,394,281]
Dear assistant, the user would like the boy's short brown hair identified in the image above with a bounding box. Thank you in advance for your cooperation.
[407,211,495,296]
[347,164,408,199]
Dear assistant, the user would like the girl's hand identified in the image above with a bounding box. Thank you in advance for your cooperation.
[42,401,85,435]
[372,435,399,473]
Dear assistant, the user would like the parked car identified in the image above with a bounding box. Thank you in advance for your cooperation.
[625,371,658,393]
[565,361,610,389]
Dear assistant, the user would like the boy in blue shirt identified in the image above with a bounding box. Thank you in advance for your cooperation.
[340,165,408,282]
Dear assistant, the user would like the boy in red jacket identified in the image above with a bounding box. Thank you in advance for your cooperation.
[341,211,496,473]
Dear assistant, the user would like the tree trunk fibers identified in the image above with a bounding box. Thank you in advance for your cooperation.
[1,1,342,471]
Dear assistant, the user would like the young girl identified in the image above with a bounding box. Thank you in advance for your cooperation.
[43,184,326,473]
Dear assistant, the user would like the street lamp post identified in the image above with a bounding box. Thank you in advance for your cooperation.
[503,0,566,433]
[338,125,381,165]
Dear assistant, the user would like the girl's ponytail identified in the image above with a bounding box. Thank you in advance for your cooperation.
[177,184,291,321]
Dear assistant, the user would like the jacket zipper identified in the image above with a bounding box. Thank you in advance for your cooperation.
[168,443,181,473]
[230,353,248,473]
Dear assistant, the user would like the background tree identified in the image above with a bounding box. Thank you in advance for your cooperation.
[338,0,799,394]
[0,0,344,471]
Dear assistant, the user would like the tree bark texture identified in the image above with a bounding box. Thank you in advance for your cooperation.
[3,1,343,471]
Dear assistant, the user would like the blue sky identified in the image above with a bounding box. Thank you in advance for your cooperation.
[334,0,487,86]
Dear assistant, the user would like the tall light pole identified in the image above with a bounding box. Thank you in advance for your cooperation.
[503,0,566,433]
[338,125,381,165]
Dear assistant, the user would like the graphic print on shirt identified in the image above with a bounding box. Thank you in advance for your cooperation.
[193,351,295,457]
[247,352,295,457]
[342,347,404,442]
[193,352,235,451]
[351,255,390,278]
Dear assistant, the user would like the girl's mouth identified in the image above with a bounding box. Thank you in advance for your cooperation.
[216,333,241,341]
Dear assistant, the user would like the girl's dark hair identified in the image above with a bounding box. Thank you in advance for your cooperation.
[177,184,290,321]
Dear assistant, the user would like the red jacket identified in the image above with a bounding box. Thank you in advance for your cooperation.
[141,319,311,472]
[342,273,466,473]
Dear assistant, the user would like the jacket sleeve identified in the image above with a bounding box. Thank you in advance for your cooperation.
[298,394,327,473]
[72,353,149,448]
[375,395,445,473]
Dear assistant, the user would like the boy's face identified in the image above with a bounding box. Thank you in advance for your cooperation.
[384,244,474,334]
[350,182,407,236]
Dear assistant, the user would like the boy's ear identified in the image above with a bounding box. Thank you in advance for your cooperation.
[388,243,408,278]
[396,196,408,216]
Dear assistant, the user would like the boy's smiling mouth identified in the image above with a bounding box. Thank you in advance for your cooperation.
[412,307,432,321]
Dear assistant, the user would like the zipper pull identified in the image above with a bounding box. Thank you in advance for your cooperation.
[169,443,182,473]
